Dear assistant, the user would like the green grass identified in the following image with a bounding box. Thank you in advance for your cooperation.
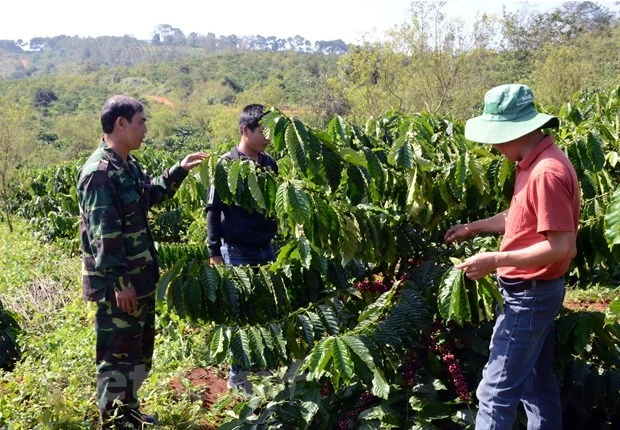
[0,221,79,295]
[0,220,229,429]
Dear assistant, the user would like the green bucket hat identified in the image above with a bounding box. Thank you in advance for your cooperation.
[465,84,559,144]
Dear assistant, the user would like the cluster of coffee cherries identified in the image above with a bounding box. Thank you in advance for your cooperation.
[353,271,413,294]
[398,351,421,388]
[353,277,394,293]
[320,379,334,397]
[427,322,471,403]
[441,351,471,403]
[337,391,376,430]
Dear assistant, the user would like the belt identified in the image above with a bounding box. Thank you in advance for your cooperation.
[497,276,561,293]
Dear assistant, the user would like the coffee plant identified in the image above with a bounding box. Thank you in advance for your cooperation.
[0,300,20,371]
[10,162,81,250]
[8,147,206,251]
[155,87,619,428]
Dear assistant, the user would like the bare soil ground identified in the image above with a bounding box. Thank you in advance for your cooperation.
[168,366,232,429]
[169,366,229,409]
[563,296,612,312]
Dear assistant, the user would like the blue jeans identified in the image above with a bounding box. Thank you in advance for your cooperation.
[221,242,276,267]
[475,277,564,430]
[221,242,275,392]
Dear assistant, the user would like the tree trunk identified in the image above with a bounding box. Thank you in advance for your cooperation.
[0,192,12,233]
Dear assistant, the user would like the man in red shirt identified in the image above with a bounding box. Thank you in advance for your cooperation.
[445,84,579,429]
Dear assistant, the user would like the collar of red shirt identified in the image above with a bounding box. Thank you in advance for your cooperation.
[516,135,554,171]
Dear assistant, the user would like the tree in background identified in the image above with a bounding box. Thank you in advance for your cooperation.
[332,1,619,120]
[388,1,495,115]
[151,24,187,46]
[500,0,619,97]
[338,40,426,119]
[314,39,349,55]
[501,1,615,53]
[334,1,497,119]
[206,109,240,151]
[528,17,619,108]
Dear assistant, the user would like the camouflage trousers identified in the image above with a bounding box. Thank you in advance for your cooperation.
[95,292,155,420]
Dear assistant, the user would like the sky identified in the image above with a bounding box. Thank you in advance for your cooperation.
[1,0,618,44]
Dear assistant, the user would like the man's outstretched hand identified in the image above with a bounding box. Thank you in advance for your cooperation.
[444,223,475,244]
[454,252,500,280]
[181,152,210,171]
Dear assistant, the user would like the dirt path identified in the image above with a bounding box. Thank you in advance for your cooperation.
[145,95,175,107]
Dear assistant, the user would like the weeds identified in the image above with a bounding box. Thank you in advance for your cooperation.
[0,220,223,428]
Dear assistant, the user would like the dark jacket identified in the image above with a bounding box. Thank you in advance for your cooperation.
[206,146,278,257]
[77,141,188,302]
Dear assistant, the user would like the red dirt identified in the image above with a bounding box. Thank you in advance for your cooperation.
[563,297,611,313]
[168,366,229,410]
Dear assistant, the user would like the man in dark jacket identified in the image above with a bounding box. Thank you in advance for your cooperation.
[77,95,207,428]
[206,104,278,391]
[207,104,278,267]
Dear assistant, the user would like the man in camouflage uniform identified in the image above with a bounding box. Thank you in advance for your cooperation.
[77,95,207,428]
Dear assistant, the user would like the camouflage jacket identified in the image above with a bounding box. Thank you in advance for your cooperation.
[77,141,188,302]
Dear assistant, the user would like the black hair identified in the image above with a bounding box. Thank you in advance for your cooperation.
[238,104,266,135]
[100,95,144,134]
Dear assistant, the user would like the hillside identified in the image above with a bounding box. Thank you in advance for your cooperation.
[0,29,348,80]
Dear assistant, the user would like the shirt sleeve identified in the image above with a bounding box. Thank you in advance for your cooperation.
[78,171,132,291]
[271,157,279,175]
[206,185,224,257]
[143,162,189,207]
[532,172,577,234]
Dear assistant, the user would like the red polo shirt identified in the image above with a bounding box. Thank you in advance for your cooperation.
[497,135,580,280]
